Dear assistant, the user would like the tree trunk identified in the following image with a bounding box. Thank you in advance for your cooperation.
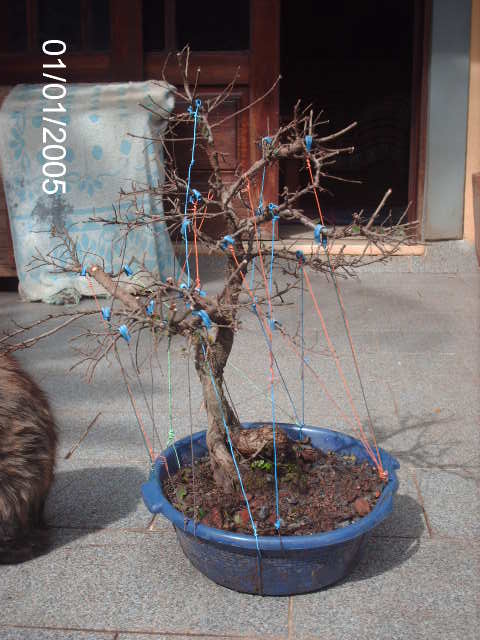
[193,325,240,493]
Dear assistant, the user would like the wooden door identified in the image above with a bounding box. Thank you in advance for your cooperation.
[279,0,429,235]
[0,0,281,275]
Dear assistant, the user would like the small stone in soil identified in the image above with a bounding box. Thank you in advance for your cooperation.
[353,497,371,516]
[257,505,270,521]
[236,509,250,526]
[203,507,223,529]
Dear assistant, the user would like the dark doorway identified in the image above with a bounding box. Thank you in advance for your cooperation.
[280,0,415,226]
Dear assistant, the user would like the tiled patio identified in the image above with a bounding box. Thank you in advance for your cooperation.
[0,263,478,639]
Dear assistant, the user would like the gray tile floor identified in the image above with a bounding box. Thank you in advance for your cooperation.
[0,266,478,640]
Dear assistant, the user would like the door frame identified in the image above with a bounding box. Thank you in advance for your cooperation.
[407,0,432,236]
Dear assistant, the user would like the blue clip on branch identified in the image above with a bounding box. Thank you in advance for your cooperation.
[220,235,235,251]
[314,224,328,249]
[296,249,306,264]
[118,324,131,343]
[189,188,202,204]
[192,309,212,330]
[146,300,155,316]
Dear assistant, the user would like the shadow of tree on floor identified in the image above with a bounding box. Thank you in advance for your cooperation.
[374,412,479,480]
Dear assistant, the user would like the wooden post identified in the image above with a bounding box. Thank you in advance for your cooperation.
[110,0,143,81]
[249,0,280,236]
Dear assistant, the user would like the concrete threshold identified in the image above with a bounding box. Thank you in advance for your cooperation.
[174,239,425,257]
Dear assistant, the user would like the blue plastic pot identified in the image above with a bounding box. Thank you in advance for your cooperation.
[142,423,399,596]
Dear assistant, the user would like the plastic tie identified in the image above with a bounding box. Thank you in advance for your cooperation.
[81,265,87,276]
[146,300,155,316]
[192,309,212,330]
[268,203,279,214]
[118,324,131,342]
[166,425,176,445]
[269,318,280,331]
[189,188,202,204]
[314,223,328,247]
[296,249,305,264]
[195,288,207,297]
[305,135,313,151]
[255,206,264,217]
[274,518,283,530]
[123,264,133,277]
[187,98,202,114]
[101,306,111,322]
[262,136,273,145]
[220,235,235,250]
[181,218,191,236]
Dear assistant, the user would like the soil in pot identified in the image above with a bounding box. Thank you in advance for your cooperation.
[163,425,387,536]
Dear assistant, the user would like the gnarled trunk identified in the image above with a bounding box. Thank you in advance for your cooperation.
[193,325,240,493]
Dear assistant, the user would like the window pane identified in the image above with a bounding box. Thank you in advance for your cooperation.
[1,1,27,52]
[143,0,165,51]
[38,0,82,51]
[90,0,110,51]
[176,0,249,51]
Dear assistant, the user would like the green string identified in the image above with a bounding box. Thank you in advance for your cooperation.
[167,336,181,468]
[226,361,296,423]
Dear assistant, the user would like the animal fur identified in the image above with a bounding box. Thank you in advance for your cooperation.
[0,353,57,563]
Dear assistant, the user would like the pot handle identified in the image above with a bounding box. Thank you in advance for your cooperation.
[141,477,165,514]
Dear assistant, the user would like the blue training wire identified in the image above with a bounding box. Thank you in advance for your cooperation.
[268,216,281,529]
[249,163,267,292]
[251,306,302,428]
[181,100,201,286]
[300,264,305,432]
[200,343,262,556]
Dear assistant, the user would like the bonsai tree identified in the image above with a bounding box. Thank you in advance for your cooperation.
[2,48,415,494]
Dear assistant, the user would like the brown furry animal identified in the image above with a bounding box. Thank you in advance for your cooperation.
[0,353,57,563]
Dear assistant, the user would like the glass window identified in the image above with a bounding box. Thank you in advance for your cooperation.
[1,2,27,53]
[143,0,165,51]
[176,0,249,51]
[90,0,111,51]
[38,0,83,51]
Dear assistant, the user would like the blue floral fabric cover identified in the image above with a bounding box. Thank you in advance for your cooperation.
[0,81,178,301]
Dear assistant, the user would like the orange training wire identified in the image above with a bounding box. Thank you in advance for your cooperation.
[277,327,357,431]
[302,268,382,472]
[177,191,212,285]
[306,157,325,225]
[192,200,201,288]
[329,268,383,472]
[86,274,155,462]
[304,154,385,476]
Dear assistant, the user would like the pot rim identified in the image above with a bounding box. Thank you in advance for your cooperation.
[142,423,400,553]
